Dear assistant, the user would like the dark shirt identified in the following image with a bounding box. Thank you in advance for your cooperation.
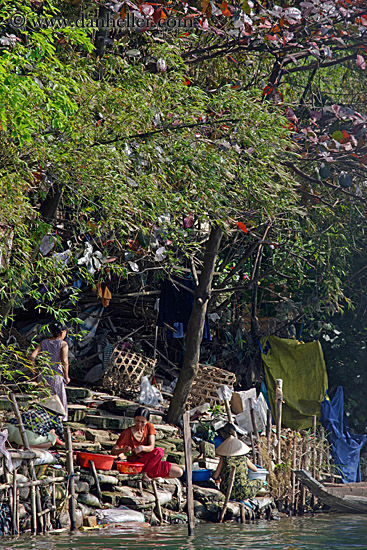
[8,406,64,440]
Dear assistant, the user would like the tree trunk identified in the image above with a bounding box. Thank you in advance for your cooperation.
[166,225,223,425]
[0,184,63,327]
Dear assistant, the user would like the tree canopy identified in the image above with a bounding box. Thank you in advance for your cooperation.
[1,0,367,421]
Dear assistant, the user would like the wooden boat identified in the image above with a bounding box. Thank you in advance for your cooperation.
[295,469,367,513]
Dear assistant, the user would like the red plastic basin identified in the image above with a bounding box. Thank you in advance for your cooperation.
[116,461,144,474]
[75,451,115,470]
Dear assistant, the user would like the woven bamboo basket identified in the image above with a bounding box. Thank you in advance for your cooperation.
[187,364,236,408]
[102,344,156,397]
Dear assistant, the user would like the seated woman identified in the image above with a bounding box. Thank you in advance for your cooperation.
[212,435,264,502]
[6,395,65,450]
[111,407,183,482]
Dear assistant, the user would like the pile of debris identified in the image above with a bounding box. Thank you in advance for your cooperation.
[0,386,276,533]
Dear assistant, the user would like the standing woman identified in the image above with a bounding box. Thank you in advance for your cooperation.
[30,321,69,421]
[111,407,183,482]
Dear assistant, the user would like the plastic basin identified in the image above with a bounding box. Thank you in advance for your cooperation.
[182,469,212,482]
[249,467,269,481]
[116,461,145,474]
[75,451,115,470]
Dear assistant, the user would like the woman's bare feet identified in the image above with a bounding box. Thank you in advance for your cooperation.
[142,472,151,483]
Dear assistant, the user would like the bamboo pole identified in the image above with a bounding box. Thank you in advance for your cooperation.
[300,436,308,513]
[250,399,262,466]
[151,479,163,524]
[311,416,317,509]
[219,465,236,523]
[64,426,76,531]
[275,379,283,464]
[312,415,317,478]
[30,480,37,534]
[250,432,256,464]
[9,392,43,533]
[12,472,18,535]
[291,436,296,515]
[183,411,195,536]
[266,409,272,457]
[240,502,246,524]
[318,427,324,477]
[51,471,56,524]
[4,467,13,532]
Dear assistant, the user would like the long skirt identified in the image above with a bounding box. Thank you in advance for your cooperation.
[39,370,68,421]
[127,447,171,478]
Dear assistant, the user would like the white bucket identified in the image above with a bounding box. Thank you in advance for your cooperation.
[249,467,269,481]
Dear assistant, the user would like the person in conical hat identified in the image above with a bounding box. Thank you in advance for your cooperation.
[213,436,264,501]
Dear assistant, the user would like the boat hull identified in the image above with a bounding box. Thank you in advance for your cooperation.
[294,470,367,514]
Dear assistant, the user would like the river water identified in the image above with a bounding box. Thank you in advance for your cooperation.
[2,515,366,550]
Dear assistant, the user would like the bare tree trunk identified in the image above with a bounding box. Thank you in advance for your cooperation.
[166,225,223,425]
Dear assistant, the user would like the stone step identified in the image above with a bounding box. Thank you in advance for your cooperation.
[155,439,177,453]
[166,451,186,465]
[68,404,88,422]
[85,414,132,431]
[73,441,102,452]
[84,428,119,443]
[98,399,164,424]
[66,387,92,403]
[164,437,184,452]
[0,395,29,411]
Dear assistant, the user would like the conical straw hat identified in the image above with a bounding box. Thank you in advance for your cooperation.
[215,435,250,457]
[37,395,66,417]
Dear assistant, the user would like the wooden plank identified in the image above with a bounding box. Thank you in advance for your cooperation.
[183,411,195,536]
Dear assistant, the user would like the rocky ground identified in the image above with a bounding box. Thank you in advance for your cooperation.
[0,386,276,531]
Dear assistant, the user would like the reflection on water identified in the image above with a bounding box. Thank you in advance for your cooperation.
[1,515,367,550]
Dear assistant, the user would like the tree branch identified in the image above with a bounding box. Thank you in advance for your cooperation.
[92,118,239,147]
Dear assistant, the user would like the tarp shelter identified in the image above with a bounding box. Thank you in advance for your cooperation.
[321,386,367,483]
[260,335,328,430]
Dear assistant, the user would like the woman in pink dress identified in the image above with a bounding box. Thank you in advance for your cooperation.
[30,321,69,421]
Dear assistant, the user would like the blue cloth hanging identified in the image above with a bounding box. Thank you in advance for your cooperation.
[321,386,367,483]
[157,276,211,340]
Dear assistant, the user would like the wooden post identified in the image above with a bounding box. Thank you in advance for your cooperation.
[51,470,56,524]
[318,427,324,478]
[300,436,308,513]
[250,432,257,465]
[9,392,43,533]
[151,479,163,524]
[291,436,296,515]
[224,398,237,438]
[88,460,103,503]
[30,482,37,534]
[240,501,246,524]
[312,415,317,478]
[266,408,272,456]
[219,465,236,523]
[249,399,259,440]
[250,399,262,466]
[183,411,195,536]
[4,467,13,532]
[275,379,283,464]
[12,471,18,535]
[64,426,76,531]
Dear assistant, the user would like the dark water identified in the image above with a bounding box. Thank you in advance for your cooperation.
[1,515,367,550]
